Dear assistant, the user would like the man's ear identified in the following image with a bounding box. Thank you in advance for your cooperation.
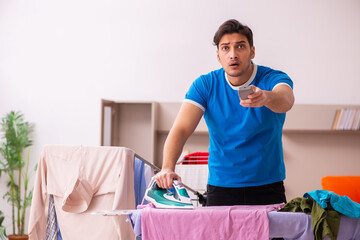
[216,49,220,62]
[250,46,255,59]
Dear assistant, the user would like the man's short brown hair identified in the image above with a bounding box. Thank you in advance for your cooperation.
[213,19,253,48]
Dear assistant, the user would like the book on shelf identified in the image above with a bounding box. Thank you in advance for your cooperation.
[332,109,341,130]
[332,108,360,130]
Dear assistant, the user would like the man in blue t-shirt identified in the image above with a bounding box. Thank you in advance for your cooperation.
[155,19,295,206]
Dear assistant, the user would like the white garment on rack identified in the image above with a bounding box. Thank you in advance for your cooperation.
[28,145,135,240]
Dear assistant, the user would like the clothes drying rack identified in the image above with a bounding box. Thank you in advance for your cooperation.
[134,153,207,206]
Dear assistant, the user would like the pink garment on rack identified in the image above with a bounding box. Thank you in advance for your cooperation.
[28,145,135,240]
[141,203,284,240]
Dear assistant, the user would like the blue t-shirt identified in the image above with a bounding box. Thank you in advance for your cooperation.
[185,64,293,188]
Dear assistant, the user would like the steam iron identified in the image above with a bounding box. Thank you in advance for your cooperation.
[144,179,194,209]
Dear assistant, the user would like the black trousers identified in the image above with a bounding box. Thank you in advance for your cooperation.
[206,181,286,206]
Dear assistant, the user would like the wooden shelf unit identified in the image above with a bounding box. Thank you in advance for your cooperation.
[101,100,157,163]
[283,129,360,134]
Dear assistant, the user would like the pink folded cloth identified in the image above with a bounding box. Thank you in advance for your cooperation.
[141,203,284,240]
[181,152,209,165]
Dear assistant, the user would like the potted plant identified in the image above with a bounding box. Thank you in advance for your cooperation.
[0,111,34,240]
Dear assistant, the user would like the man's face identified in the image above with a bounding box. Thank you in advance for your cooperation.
[217,33,255,79]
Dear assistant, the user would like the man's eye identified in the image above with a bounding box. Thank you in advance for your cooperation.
[238,45,245,49]
[222,46,229,51]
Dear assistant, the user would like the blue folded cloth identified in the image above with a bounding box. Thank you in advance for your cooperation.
[126,209,142,237]
[304,190,360,218]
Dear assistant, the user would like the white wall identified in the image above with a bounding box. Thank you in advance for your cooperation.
[0,0,360,233]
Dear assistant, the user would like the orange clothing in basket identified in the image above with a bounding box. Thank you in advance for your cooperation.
[322,176,360,204]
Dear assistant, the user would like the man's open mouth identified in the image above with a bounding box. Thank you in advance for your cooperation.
[229,62,239,67]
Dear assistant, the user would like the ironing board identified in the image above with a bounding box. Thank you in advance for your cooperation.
[127,207,360,240]
[130,155,360,239]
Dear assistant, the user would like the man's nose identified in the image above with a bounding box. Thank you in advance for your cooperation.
[229,47,238,59]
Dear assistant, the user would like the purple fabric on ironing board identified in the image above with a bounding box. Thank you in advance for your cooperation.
[268,211,313,239]
[127,209,142,236]
[269,211,360,240]
[335,214,360,240]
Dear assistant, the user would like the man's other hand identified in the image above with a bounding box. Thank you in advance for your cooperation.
[154,169,182,189]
